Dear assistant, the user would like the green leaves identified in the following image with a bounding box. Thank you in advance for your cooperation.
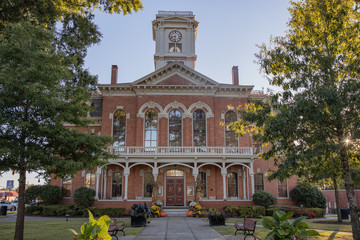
[261,210,319,239]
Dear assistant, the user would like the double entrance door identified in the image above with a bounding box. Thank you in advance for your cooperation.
[166,178,184,206]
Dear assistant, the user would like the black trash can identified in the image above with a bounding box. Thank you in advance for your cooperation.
[341,208,350,220]
[1,206,7,216]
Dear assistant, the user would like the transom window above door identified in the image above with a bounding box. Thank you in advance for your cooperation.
[166,169,184,177]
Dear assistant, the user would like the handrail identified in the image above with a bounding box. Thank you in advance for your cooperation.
[108,146,254,155]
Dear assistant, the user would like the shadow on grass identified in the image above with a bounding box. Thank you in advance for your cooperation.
[327,231,338,240]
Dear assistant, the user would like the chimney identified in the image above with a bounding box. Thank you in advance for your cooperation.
[232,66,239,85]
[111,65,118,84]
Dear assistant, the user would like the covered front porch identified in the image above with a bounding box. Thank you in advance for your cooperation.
[92,146,258,207]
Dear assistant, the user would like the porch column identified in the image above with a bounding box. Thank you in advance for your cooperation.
[221,167,227,200]
[95,167,101,200]
[103,169,107,199]
[124,167,130,200]
[242,168,246,200]
[193,162,199,183]
[250,162,255,199]
[153,162,159,181]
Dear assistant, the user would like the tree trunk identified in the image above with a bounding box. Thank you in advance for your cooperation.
[339,146,360,240]
[14,167,26,240]
[332,177,342,223]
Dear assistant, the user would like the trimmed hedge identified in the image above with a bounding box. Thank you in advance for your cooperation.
[25,185,62,205]
[25,206,43,215]
[25,204,125,217]
[223,205,265,218]
[266,206,326,218]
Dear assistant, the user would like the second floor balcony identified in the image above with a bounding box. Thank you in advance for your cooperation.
[108,146,256,158]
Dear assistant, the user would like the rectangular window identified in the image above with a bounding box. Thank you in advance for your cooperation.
[62,178,72,198]
[143,172,153,198]
[199,172,207,198]
[169,43,182,52]
[112,172,122,198]
[85,172,96,190]
[278,180,288,198]
[254,173,264,192]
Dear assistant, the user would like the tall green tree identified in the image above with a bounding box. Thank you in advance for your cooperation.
[233,0,360,238]
[0,1,143,240]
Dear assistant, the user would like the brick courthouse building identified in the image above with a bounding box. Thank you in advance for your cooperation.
[52,11,296,211]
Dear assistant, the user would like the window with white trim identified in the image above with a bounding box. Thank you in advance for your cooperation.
[85,172,96,190]
[113,110,126,147]
[112,172,122,198]
[62,178,72,198]
[227,172,238,198]
[278,180,288,198]
[225,111,238,147]
[193,109,206,147]
[169,109,182,146]
[144,109,158,148]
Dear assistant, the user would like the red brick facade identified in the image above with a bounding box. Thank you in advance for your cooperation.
[52,11,298,212]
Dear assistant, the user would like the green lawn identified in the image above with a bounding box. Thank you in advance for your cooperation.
[210,218,353,240]
[0,218,144,240]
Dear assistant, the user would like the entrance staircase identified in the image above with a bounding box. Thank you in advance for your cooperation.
[162,206,188,217]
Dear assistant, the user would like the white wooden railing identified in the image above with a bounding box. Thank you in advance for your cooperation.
[108,146,254,156]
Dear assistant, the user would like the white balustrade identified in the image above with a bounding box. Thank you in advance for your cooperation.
[107,146,254,156]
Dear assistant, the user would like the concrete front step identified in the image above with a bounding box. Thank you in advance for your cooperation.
[162,207,188,217]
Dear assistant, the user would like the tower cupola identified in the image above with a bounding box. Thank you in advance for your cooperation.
[152,11,199,70]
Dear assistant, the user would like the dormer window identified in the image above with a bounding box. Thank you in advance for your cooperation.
[169,43,182,52]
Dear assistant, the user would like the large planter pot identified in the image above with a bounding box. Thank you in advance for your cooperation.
[131,216,147,227]
[208,216,226,226]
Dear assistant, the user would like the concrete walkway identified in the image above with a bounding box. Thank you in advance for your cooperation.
[118,216,242,240]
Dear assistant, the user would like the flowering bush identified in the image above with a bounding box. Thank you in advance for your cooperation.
[188,201,201,216]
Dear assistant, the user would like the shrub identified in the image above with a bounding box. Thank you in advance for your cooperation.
[290,184,327,208]
[252,190,277,208]
[25,206,43,215]
[25,185,42,203]
[73,187,95,209]
[266,206,326,218]
[40,185,62,205]
[238,206,266,218]
[223,205,238,217]
[25,185,62,205]
[223,205,265,218]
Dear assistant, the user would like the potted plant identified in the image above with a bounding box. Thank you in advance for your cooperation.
[129,203,150,227]
[188,201,202,217]
[150,205,160,218]
[208,208,227,226]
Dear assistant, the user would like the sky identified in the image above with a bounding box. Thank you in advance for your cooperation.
[0,0,292,190]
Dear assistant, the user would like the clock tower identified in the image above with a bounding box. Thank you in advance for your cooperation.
[152,11,199,70]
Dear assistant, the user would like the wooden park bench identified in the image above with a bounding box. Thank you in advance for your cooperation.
[108,219,126,240]
[234,218,257,239]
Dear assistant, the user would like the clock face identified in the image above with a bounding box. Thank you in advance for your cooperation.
[169,30,182,42]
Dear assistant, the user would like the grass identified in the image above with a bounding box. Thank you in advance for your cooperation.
[209,218,353,240]
[0,218,144,240]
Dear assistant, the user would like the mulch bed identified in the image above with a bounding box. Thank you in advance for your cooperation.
[313,220,351,225]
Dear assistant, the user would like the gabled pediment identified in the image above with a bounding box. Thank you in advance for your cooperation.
[132,63,219,86]
[160,16,195,22]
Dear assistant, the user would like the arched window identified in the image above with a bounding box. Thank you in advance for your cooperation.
[227,172,238,198]
[193,109,206,147]
[144,109,158,148]
[144,172,154,198]
[169,109,182,146]
[113,110,126,147]
[112,172,122,198]
[225,111,238,147]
